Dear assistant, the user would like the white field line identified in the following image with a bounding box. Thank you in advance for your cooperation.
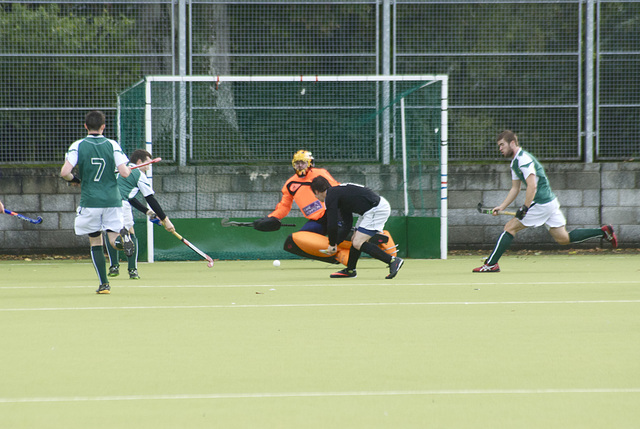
[1,388,639,404]
[1,300,639,312]
[2,279,640,290]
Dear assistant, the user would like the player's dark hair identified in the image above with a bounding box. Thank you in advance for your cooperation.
[497,130,519,146]
[85,110,105,132]
[310,176,331,193]
[130,149,152,164]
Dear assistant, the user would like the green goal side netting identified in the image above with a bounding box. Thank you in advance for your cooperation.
[117,75,448,261]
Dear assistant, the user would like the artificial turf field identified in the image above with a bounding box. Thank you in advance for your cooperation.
[0,254,639,428]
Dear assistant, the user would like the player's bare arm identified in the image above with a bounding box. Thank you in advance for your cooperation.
[60,160,82,185]
[493,180,521,215]
[60,160,74,181]
[523,174,537,208]
[117,162,131,179]
[161,217,175,233]
[513,173,537,220]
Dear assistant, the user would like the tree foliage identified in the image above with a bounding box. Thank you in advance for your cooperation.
[1,1,640,163]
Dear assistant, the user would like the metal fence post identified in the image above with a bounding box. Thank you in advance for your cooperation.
[178,0,188,166]
[585,0,595,163]
[381,0,391,164]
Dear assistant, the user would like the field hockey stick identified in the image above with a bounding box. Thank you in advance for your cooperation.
[130,157,162,170]
[3,209,43,224]
[171,230,215,268]
[220,218,297,228]
[476,203,516,216]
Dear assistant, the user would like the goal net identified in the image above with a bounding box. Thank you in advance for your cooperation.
[117,75,448,261]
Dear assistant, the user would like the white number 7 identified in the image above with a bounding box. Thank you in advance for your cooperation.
[91,158,106,182]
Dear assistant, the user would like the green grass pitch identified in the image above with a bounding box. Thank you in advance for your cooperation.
[1,254,639,428]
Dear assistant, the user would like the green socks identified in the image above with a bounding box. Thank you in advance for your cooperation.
[127,234,138,270]
[90,245,108,285]
[484,228,605,267]
[569,228,604,243]
[105,236,119,267]
[486,231,514,266]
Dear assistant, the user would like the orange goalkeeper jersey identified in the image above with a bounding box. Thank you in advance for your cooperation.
[269,168,340,220]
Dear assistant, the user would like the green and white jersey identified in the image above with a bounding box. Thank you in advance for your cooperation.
[118,164,154,201]
[510,148,556,204]
[64,135,129,208]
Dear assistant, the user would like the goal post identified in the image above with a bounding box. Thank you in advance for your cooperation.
[117,74,448,261]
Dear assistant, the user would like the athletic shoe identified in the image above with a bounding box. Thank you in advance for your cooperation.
[386,257,404,279]
[96,284,111,294]
[108,265,120,277]
[120,228,135,257]
[128,268,140,280]
[472,263,500,273]
[330,268,357,278]
[601,225,618,248]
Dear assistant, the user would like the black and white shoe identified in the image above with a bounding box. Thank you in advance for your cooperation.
[96,284,111,294]
[108,265,120,277]
[386,257,404,279]
[120,228,135,257]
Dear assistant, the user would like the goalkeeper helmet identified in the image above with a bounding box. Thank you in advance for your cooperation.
[292,150,314,177]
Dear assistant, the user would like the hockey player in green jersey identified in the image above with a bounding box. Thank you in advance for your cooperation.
[474,130,617,272]
[106,149,175,279]
[60,110,134,293]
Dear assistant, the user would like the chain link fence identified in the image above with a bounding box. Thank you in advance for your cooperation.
[596,0,640,160]
[395,1,583,160]
[1,0,639,164]
[0,1,175,164]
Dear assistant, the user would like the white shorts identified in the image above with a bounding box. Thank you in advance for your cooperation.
[122,200,135,230]
[355,196,391,234]
[74,206,124,236]
[520,198,566,229]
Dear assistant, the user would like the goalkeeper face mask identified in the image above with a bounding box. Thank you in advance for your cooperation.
[292,150,314,177]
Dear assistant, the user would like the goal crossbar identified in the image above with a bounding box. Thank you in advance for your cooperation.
[145,74,448,83]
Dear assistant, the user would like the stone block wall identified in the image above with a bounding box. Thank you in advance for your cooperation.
[0,162,638,254]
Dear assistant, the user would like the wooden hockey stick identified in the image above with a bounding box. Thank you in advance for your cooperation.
[3,209,43,224]
[171,230,214,268]
[476,203,516,216]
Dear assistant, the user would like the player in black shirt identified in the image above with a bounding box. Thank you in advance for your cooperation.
[310,176,404,279]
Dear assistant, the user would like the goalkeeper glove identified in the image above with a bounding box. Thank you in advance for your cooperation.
[253,216,282,232]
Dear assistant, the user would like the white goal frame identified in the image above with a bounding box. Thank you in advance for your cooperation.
[129,75,448,260]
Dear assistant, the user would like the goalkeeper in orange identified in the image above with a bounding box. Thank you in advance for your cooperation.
[253,150,397,265]
[253,150,347,263]
[253,150,340,234]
